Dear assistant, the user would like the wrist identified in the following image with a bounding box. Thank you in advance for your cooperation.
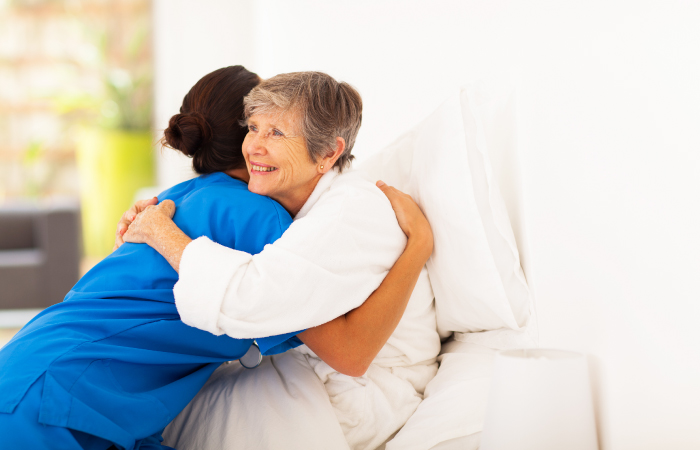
[150,217,192,273]
[149,214,176,248]
[406,232,433,261]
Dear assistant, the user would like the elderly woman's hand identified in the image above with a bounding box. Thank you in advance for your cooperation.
[376,181,434,257]
[113,197,159,250]
[121,199,192,273]
[123,200,176,246]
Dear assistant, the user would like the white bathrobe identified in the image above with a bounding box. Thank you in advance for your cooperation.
[165,168,441,450]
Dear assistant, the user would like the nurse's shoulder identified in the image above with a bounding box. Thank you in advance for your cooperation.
[195,172,290,222]
[180,172,292,252]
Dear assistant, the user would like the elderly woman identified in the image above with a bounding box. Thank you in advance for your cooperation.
[120,72,440,449]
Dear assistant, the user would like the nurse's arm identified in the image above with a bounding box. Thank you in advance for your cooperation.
[298,182,433,377]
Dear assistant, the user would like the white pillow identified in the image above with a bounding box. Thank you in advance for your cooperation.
[386,342,497,450]
[359,84,530,335]
[385,331,537,450]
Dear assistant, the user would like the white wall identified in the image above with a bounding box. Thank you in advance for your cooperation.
[152,0,257,188]
[153,1,700,448]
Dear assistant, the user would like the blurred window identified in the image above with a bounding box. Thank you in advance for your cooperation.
[0,0,152,202]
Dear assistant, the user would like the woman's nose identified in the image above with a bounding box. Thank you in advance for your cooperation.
[245,133,267,155]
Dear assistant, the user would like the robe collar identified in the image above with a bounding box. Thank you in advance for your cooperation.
[294,167,340,220]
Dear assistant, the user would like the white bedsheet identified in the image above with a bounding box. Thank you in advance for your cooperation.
[163,350,349,450]
[164,266,440,450]
[386,329,537,450]
[294,266,440,449]
[165,167,442,449]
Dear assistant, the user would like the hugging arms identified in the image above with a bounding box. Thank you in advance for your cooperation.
[0,66,435,450]
[122,70,440,449]
[120,179,431,376]
[118,71,433,377]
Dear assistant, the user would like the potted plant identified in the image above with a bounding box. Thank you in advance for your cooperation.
[76,68,154,257]
[72,23,154,258]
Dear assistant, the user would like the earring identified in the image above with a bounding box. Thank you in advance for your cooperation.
[320,165,324,170]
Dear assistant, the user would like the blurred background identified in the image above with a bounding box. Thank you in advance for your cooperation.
[1,1,699,449]
[0,0,154,340]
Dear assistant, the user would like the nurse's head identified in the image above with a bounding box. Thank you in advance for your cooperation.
[241,72,363,216]
[162,65,260,175]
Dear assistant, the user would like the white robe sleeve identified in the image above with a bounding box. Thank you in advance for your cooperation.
[173,180,407,338]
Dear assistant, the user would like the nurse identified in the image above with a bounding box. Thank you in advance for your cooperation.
[0,66,300,450]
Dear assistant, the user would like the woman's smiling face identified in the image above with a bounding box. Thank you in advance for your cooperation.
[243,111,323,216]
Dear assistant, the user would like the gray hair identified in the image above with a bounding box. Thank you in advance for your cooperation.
[242,71,362,172]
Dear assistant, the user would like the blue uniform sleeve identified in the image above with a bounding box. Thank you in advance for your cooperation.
[256,331,305,356]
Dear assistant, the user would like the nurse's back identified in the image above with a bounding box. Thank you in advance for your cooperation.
[0,65,287,450]
[69,173,289,305]
[0,173,291,370]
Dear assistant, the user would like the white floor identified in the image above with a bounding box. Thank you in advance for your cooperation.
[0,308,42,328]
[0,259,98,347]
[0,308,42,347]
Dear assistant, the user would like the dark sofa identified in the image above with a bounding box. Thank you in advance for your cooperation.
[0,202,80,309]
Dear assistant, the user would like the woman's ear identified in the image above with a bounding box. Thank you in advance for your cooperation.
[319,137,346,173]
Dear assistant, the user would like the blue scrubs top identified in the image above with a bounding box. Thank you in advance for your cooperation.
[0,172,299,449]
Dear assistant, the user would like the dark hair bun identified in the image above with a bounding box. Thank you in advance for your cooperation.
[160,66,260,174]
[163,111,212,157]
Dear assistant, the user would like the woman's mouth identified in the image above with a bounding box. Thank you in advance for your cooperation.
[251,164,278,173]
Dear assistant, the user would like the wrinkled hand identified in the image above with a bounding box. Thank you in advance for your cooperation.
[122,200,176,246]
[113,197,159,251]
[376,181,433,255]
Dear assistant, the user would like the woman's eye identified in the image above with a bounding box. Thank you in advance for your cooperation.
[272,129,284,137]
[249,125,258,132]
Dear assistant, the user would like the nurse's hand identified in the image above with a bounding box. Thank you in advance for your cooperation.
[376,181,433,258]
[113,197,159,250]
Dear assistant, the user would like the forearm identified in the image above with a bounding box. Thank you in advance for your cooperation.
[299,235,431,376]
[147,218,192,273]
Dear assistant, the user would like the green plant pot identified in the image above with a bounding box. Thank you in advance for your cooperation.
[76,128,155,258]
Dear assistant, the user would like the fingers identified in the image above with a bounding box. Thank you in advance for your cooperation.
[122,219,140,244]
[117,219,129,235]
[128,197,158,222]
[121,228,132,244]
[115,215,129,249]
[118,204,141,236]
[157,199,176,219]
[376,180,411,201]
[122,197,158,232]
[114,197,157,249]
[376,180,397,196]
[135,196,159,214]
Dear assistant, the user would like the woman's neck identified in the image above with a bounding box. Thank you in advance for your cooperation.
[225,167,250,184]
[226,167,324,218]
[276,173,323,218]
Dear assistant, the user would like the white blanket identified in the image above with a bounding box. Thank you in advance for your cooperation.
[164,282,439,450]
[295,265,440,449]
[164,352,350,450]
[166,168,441,449]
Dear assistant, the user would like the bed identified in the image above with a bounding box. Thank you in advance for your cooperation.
[364,79,538,450]
[164,79,538,450]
